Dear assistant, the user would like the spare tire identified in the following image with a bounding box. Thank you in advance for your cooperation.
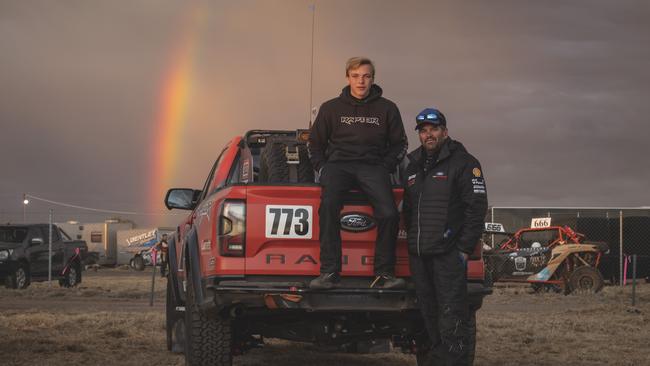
[568,266,604,293]
[259,142,314,183]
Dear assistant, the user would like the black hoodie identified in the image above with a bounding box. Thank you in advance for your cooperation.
[308,84,407,171]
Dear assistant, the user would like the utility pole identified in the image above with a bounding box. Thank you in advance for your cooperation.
[23,193,29,223]
[308,4,316,128]
[48,209,53,287]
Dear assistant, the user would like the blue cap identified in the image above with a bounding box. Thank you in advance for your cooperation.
[415,108,446,130]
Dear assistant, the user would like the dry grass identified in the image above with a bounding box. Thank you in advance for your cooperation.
[475,283,650,366]
[0,267,165,300]
[0,268,648,365]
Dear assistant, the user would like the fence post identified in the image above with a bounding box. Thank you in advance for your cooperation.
[619,210,623,286]
[150,249,158,307]
[491,207,495,247]
[632,255,637,306]
[48,209,53,288]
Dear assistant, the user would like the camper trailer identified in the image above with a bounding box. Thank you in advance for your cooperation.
[57,220,135,266]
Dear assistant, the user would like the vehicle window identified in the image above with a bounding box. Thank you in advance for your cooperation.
[28,227,42,245]
[198,163,217,202]
[200,147,227,201]
[52,227,61,241]
[226,151,241,186]
[519,230,556,248]
[0,227,28,243]
[59,228,71,241]
[40,226,61,242]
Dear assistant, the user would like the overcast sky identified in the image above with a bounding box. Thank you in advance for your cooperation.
[1,0,649,227]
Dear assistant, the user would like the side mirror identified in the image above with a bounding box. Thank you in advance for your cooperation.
[165,188,201,210]
[30,237,44,246]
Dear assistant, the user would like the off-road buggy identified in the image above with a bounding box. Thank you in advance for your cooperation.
[483,225,609,293]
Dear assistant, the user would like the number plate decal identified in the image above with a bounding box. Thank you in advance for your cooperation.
[265,205,313,239]
[530,217,552,228]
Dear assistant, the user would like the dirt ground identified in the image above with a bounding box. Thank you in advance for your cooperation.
[1,268,648,366]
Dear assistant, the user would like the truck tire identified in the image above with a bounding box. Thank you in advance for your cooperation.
[259,142,314,183]
[568,266,604,293]
[6,264,30,289]
[484,270,494,287]
[133,255,145,271]
[59,262,81,288]
[184,268,232,365]
[166,276,185,353]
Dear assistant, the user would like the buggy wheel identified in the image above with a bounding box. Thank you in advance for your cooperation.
[568,266,604,293]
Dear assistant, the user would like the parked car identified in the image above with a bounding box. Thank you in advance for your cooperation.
[0,224,87,289]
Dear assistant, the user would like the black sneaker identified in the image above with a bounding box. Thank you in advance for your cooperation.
[370,273,406,289]
[309,272,341,289]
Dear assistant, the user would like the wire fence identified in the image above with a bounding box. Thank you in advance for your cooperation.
[486,207,650,288]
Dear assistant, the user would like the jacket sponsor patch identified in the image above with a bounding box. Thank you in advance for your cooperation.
[472,168,482,177]
[433,171,447,180]
[472,177,486,194]
[471,177,486,194]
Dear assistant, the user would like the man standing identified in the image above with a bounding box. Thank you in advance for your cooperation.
[402,108,487,365]
[308,57,408,289]
[154,233,169,277]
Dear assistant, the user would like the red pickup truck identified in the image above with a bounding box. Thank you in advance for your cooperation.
[164,130,491,365]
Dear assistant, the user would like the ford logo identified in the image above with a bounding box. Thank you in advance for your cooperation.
[340,213,375,232]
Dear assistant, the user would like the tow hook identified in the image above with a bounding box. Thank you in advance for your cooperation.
[263,293,303,309]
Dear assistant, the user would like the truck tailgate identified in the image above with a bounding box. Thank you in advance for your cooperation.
[245,186,411,277]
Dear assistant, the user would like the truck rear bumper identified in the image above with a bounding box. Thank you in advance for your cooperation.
[202,278,491,312]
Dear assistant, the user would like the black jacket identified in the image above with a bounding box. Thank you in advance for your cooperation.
[402,139,488,256]
[308,84,407,171]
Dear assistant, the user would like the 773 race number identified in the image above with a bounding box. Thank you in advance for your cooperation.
[265,205,312,239]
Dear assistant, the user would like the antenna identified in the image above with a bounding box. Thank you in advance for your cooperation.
[308,4,316,128]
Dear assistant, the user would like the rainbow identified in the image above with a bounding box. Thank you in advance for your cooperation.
[149,6,205,213]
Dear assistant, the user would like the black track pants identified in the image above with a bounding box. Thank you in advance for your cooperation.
[409,250,470,366]
[318,162,399,275]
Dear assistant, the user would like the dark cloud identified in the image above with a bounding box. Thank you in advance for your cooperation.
[1,0,649,226]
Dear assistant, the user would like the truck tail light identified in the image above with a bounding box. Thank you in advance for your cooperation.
[218,200,246,257]
[469,240,483,261]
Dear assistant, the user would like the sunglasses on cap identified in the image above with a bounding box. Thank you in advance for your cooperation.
[416,113,442,123]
